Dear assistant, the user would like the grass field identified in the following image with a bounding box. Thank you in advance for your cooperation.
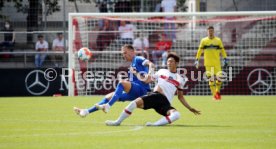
[0,96,276,149]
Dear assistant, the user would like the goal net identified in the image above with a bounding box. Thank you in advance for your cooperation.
[68,12,276,96]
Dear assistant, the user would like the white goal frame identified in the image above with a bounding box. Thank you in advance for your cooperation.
[68,11,276,96]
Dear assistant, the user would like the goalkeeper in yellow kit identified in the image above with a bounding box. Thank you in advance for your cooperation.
[195,26,228,100]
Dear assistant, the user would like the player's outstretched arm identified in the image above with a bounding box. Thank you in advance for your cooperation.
[177,90,201,115]
[129,67,153,84]
[144,60,155,75]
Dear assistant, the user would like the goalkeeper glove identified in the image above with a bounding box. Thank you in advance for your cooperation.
[194,60,199,69]
[223,58,228,67]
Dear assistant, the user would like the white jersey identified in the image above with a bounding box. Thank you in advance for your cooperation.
[52,38,65,50]
[133,37,149,50]
[35,40,48,51]
[161,0,176,12]
[152,69,187,104]
[119,24,136,39]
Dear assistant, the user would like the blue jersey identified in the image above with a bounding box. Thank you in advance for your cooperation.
[129,56,150,91]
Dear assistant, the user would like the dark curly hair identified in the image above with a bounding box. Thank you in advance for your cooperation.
[167,52,180,63]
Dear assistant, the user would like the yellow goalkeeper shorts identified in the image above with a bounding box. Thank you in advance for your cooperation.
[205,66,222,78]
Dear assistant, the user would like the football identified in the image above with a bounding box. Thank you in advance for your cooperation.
[77,47,92,61]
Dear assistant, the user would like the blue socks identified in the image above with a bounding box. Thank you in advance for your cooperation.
[108,83,124,106]
[87,83,125,113]
[87,98,109,113]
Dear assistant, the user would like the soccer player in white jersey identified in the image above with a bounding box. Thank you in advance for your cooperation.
[106,53,200,126]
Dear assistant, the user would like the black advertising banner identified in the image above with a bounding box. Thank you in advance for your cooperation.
[0,66,275,96]
[0,68,68,96]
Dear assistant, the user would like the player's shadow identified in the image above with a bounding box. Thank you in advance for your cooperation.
[169,124,231,128]
[119,124,231,128]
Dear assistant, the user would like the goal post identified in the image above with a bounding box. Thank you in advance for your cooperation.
[68,11,276,96]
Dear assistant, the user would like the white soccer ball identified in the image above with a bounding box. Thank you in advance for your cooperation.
[77,47,92,61]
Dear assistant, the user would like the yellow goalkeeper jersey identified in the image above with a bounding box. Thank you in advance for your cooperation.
[196,36,227,66]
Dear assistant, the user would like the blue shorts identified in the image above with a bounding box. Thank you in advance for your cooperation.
[118,82,148,102]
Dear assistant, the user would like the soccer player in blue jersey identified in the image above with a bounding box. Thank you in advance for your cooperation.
[74,44,155,117]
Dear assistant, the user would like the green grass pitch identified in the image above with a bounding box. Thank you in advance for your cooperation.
[0,96,275,149]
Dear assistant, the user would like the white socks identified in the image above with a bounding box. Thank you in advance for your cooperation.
[111,102,181,126]
[115,101,137,124]
[150,111,180,126]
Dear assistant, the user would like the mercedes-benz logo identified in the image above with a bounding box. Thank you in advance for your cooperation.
[25,70,50,95]
[247,68,272,94]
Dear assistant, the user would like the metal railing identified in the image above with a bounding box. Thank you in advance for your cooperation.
[0,51,68,67]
